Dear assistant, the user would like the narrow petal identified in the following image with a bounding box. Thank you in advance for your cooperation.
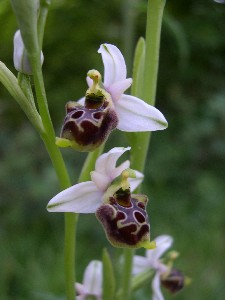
[108,78,132,102]
[110,160,130,180]
[91,171,110,192]
[83,260,102,296]
[91,147,131,192]
[152,273,164,300]
[129,170,144,192]
[98,44,127,87]
[94,146,131,178]
[146,235,174,262]
[132,255,150,274]
[116,94,168,132]
[47,182,102,213]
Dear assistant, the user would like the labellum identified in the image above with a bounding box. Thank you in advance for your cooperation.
[161,269,185,294]
[56,70,118,152]
[96,186,153,249]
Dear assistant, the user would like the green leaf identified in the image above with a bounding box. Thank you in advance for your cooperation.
[10,0,39,55]
[127,38,146,168]
[0,61,43,133]
[102,248,116,300]
[131,37,146,99]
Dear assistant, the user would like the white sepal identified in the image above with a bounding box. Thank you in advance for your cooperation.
[76,260,102,300]
[129,170,144,192]
[83,260,102,296]
[108,78,132,102]
[95,146,131,178]
[132,255,149,274]
[146,235,174,263]
[98,44,127,88]
[47,181,102,213]
[116,94,168,132]
[152,273,164,300]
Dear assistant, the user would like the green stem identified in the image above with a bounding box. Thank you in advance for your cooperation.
[64,213,78,300]
[121,1,166,299]
[29,47,104,300]
[18,73,37,110]
[11,2,76,299]
[40,132,71,189]
[116,269,153,299]
[144,0,166,106]
[122,0,137,75]
[29,55,56,140]
[131,269,154,291]
[62,147,104,299]
[120,248,134,300]
[29,54,77,300]
[132,0,166,172]
[30,56,70,190]
[38,0,51,48]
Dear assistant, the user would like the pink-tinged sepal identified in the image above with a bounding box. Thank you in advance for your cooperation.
[96,184,154,249]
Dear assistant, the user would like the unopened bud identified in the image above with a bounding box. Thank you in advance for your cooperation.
[13,30,44,75]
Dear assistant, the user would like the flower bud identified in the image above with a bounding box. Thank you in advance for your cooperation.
[56,70,118,152]
[96,171,154,249]
[161,269,185,294]
[13,30,44,75]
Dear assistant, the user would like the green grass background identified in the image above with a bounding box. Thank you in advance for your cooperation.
[0,0,224,299]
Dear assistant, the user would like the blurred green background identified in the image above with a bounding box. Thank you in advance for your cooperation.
[0,0,225,299]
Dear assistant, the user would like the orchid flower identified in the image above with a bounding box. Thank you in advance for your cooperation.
[47,147,155,249]
[133,235,173,300]
[75,260,102,300]
[56,43,168,152]
[88,44,168,132]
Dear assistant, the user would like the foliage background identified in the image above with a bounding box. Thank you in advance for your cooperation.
[0,0,224,299]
